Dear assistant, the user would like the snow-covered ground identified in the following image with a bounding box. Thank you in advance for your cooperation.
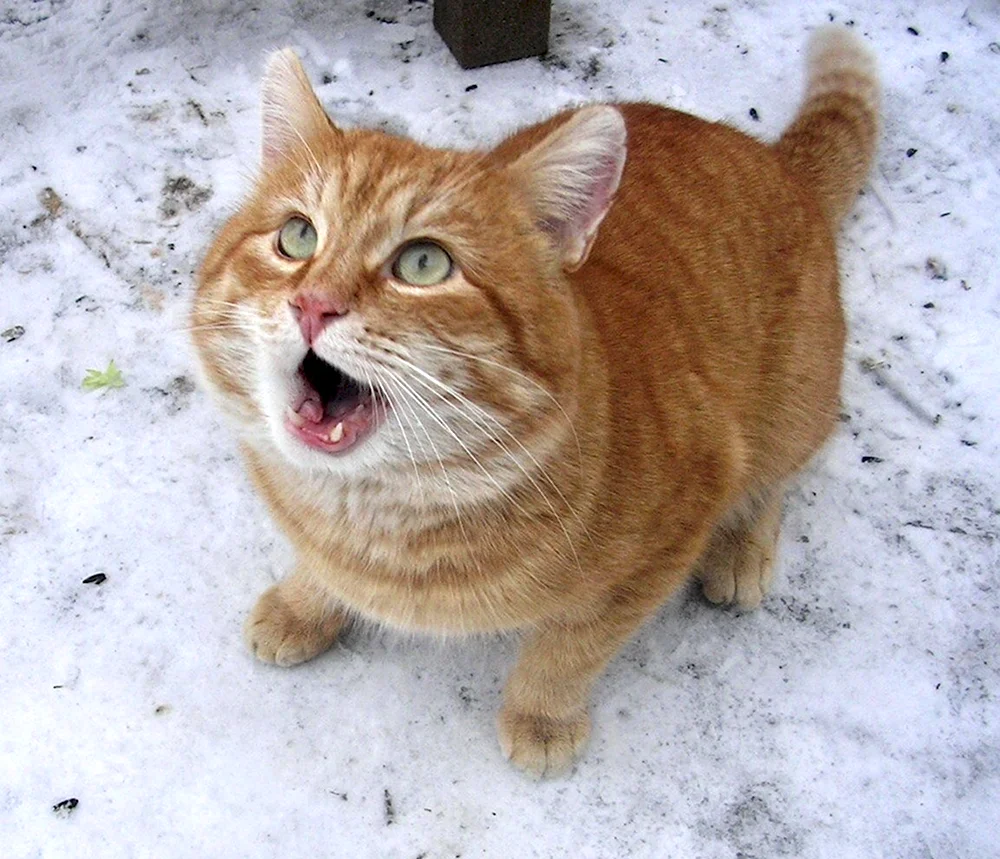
[2,0,998,856]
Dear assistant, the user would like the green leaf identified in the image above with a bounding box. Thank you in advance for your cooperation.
[82,360,125,392]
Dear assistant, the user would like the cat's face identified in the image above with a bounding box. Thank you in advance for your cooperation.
[192,51,625,503]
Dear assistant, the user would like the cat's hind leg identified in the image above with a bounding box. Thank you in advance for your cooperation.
[695,488,783,610]
[245,567,346,666]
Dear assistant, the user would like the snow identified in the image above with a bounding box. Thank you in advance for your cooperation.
[1,0,998,856]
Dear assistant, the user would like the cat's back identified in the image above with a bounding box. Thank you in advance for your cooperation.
[577,101,843,487]
[593,101,826,299]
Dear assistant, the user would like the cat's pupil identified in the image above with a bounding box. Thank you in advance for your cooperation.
[417,253,429,270]
[298,223,309,240]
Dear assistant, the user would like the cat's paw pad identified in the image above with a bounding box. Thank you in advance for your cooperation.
[244,585,343,667]
[497,708,591,779]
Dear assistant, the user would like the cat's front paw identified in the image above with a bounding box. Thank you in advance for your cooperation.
[244,584,344,667]
[497,707,591,779]
[699,539,774,610]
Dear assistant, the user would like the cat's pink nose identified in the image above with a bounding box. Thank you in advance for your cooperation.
[289,293,348,344]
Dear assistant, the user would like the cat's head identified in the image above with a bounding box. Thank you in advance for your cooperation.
[192,50,626,502]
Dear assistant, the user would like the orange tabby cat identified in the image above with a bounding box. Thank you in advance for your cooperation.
[191,28,878,777]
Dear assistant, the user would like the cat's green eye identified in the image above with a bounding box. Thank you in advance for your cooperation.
[277,217,318,260]
[393,241,453,286]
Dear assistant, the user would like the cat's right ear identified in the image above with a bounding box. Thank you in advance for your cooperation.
[260,49,339,169]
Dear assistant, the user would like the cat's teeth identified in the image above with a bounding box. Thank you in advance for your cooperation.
[286,406,306,427]
[329,422,344,443]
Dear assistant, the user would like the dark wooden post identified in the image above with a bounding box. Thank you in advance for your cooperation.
[434,0,551,69]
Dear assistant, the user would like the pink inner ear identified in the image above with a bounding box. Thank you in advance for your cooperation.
[262,136,287,169]
[566,150,623,243]
[539,151,620,241]
[558,147,626,272]
[518,106,627,271]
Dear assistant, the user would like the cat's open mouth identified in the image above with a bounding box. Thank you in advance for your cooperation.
[284,350,383,454]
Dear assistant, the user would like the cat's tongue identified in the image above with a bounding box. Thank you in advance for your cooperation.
[284,386,376,453]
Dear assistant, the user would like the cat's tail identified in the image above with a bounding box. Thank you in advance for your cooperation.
[775,27,880,225]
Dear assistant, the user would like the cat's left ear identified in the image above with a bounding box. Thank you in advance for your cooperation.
[260,49,340,169]
[507,106,627,272]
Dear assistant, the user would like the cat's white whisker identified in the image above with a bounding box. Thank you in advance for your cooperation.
[375,346,590,535]
[357,364,428,506]
[178,322,255,335]
[364,363,478,567]
[390,362,585,575]
[377,364,506,498]
[418,341,584,470]
[356,335,586,570]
